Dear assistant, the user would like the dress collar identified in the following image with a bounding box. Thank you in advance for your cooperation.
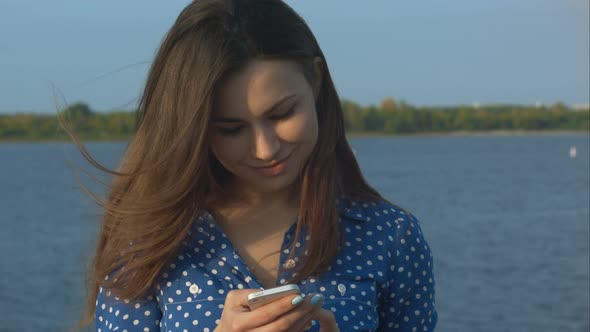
[336,196,379,223]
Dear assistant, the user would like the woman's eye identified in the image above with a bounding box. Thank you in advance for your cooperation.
[217,126,243,136]
[270,107,295,121]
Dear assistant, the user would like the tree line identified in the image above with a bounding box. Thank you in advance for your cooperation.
[0,98,588,141]
[343,98,589,134]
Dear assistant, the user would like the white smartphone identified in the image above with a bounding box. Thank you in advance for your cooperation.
[247,284,301,310]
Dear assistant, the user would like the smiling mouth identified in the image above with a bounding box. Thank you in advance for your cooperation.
[254,152,292,169]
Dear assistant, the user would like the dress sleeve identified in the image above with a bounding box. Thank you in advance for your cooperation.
[379,211,438,331]
[94,283,162,331]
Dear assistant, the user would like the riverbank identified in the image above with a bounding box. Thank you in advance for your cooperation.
[0,129,587,144]
[346,129,588,138]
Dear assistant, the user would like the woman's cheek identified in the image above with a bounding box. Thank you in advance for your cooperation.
[211,136,246,166]
[277,110,318,143]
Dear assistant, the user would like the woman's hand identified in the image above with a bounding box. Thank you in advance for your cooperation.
[214,289,326,331]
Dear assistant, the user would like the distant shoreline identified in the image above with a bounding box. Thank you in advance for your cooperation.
[346,129,589,138]
[0,130,588,144]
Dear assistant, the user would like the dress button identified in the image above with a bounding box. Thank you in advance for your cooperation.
[189,284,200,295]
[337,283,346,296]
[283,259,297,269]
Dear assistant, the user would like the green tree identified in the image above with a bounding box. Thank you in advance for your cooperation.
[363,106,384,131]
[60,102,93,122]
[380,97,397,113]
[341,100,365,132]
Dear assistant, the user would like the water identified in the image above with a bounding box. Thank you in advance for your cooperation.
[1,134,588,331]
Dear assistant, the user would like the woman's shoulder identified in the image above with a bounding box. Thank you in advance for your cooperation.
[337,195,420,225]
[336,195,429,246]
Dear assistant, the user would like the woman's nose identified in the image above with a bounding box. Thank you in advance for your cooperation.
[252,125,280,161]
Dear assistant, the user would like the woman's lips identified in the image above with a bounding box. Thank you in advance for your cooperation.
[252,154,291,176]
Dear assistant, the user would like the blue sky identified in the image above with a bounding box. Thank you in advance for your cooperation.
[0,0,588,114]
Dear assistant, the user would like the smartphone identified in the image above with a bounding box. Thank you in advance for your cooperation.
[247,284,301,310]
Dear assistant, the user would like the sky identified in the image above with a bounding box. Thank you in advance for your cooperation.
[0,0,588,114]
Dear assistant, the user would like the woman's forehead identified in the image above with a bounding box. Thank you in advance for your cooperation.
[214,59,310,118]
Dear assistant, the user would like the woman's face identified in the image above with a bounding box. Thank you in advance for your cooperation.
[210,59,320,196]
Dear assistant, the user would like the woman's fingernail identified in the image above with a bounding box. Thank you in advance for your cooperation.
[291,295,303,305]
[310,294,325,307]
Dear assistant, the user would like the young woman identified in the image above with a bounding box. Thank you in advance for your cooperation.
[76,0,438,331]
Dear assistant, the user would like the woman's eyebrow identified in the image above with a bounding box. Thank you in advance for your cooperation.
[212,94,297,123]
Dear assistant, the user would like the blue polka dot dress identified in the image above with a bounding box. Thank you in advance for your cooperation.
[95,198,438,331]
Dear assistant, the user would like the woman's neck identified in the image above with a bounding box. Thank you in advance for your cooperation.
[219,181,300,212]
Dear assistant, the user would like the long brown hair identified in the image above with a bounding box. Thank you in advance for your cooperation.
[68,0,384,329]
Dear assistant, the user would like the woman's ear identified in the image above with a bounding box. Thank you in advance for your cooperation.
[312,56,323,100]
